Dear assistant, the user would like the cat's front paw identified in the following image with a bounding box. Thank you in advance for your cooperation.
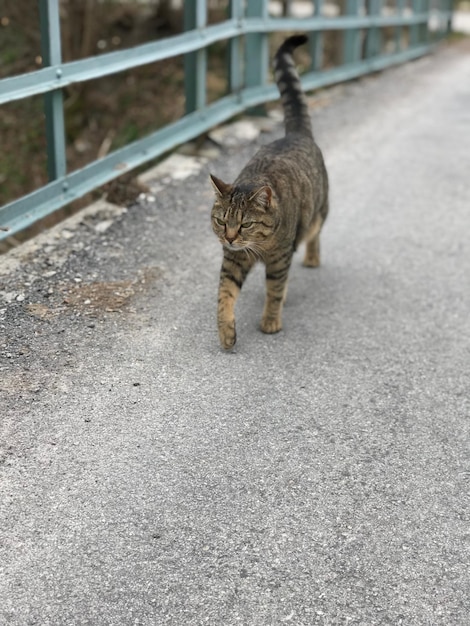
[260,316,282,334]
[219,321,237,350]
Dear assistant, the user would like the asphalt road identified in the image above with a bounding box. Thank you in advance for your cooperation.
[1,42,469,625]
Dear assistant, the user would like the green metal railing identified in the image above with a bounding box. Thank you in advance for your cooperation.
[0,0,452,241]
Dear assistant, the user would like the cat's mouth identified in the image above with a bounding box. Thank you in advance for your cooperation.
[223,241,242,250]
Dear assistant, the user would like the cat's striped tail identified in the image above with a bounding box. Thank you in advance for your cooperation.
[273,34,312,136]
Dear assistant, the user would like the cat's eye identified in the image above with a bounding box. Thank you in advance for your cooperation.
[215,218,225,226]
[241,221,253,228]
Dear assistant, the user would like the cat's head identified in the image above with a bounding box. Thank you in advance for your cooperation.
[209,174,277,252]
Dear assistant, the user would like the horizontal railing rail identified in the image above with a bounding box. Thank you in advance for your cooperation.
[0,0,453,242]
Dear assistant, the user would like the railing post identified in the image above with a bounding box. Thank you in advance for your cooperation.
[184,0,207,114]
[228,0,243,95]
[39,0,67,181]
[244,0,268,111]
[310,0,324,71]
[343,0,361,64]
[446,0,453,37]
[365,0,383,59]
[395,0,405,52]
[419,0,430,44]
[410,0,425,47]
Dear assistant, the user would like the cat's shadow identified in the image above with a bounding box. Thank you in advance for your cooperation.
[201,246,392,353]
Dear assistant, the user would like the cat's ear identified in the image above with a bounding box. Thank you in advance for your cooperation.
[210,174,232,197]
[249,185,272,209]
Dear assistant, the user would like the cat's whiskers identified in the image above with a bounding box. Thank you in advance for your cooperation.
[243,245,259,263]
[245,242,265,260]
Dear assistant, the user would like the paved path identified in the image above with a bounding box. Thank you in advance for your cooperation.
[1,41,469,625]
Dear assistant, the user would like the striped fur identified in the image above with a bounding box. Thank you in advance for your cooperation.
[210,35,329,350]
[274,34,312,136]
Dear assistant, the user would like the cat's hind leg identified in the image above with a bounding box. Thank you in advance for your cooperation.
[302,213,323,268]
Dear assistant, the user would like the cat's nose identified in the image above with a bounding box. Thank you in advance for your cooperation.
[225,234,236,244]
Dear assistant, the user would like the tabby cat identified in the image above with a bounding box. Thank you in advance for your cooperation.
[210,34,329,350]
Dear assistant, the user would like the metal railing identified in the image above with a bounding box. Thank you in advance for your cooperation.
[0,0,452,241]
